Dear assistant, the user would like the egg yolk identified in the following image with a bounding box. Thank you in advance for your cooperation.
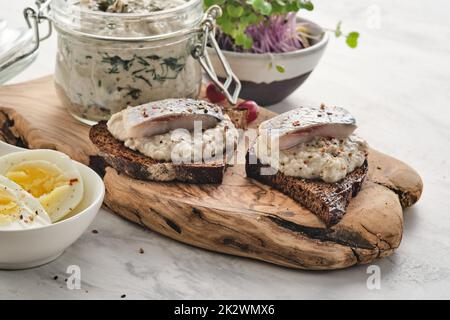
[5,161,72,217]
[0,188,19,225]
[6,161,68,198]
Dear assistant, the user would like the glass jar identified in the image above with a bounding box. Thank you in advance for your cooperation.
[3,0,240,125]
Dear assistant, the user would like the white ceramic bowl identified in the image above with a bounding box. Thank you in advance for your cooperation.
[207,17,329,105]
[0,142,105,270]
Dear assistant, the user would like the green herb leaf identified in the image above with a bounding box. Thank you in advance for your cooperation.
[299,1,314,11]
[243,35,254,49]
[203,0,361,54]
[346,32,359,48]
[241,12,260,25]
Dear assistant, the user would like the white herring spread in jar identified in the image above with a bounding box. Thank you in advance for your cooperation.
[256,134,368,183]
[52,0,202,124]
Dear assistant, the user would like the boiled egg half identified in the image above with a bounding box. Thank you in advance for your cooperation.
[0,150,83,223]
[0,175,51,230]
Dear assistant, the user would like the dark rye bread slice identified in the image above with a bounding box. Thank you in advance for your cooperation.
[90,121,227,184]
[245,149,368,226]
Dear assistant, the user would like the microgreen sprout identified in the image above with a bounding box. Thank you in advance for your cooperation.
[204,0,359,54]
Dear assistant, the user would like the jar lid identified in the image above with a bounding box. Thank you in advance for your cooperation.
[0,19,37,84]
[48,0,204,41]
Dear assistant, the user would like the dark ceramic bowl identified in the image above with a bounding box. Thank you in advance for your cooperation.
[207,18,329,105]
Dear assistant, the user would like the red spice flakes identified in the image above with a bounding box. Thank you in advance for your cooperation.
[139,248,144,254]
[69,178,79,185]
[320,103,326,110]
[92,229,98,234]
[303,160,309,165]
[141,109,149,118]
[348,152,353,157]
[292,120,300,126]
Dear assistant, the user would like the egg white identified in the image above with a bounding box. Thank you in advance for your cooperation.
[0,150,84,223]
[0,175,51,230]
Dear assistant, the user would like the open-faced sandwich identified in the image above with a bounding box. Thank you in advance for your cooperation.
[90,99,240,184]
[246,105,369,226]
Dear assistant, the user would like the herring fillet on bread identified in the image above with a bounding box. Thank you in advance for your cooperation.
[90,99,242,184]
[245,105,369,226]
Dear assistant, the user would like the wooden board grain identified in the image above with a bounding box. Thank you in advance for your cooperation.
[0,76,423,270]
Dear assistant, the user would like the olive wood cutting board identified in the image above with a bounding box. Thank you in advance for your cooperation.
[0,76,423,270]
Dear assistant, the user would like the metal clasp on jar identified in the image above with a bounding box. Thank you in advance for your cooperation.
[191,5,241,105]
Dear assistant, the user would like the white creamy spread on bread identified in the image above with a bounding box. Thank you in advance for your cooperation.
[107,101,238,162]
[256,105,368,183]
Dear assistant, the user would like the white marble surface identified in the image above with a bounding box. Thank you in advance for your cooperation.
[1,0,449,299]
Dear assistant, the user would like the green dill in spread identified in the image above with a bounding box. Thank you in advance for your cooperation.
[257,134,368,183]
